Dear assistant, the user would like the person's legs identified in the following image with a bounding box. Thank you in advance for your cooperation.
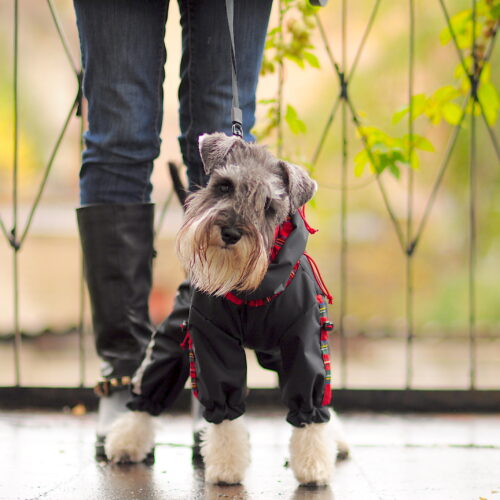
[74,0,169,377]
[73,0,169,459]
[177,0,273,190]
[75,0,169,205]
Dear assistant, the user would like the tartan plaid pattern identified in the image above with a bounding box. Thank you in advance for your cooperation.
[317,294,333,406]
[269,216,294,261]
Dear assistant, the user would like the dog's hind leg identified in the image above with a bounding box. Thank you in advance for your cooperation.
[104,411,155,464]
[289,418,337,486]
[201,418,251,485]
[329,408,350,460]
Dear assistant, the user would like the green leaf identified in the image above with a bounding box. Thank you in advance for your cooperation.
[377,153,390,172]
[388,163,401,179]
[412,93,428,116]
[285,104,307,134]
[392,107,409,125]
[433,85,461,103]
[284,53,305,69]
[406,134,435,152]
[480,62,491,84]
[392,94,426,124]
[478,82,499,125]
[439,26,452,45]
[440,10,471,46]
[478,81,499,108]
[354,150,368,177]
[492,4,500,19]
[267,27,282,37]
[257,98,277,105]
[392,150,406,164]
[441,102,463,125]
[303,51,321,69]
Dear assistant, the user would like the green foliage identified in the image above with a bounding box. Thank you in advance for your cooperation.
[392,87,463,126]
[285,104,307,134]
[439,0,498,123]
[354,127,434,179]
[254,0,319,143]
[256,0,498,180]
[401,0,500,127]
[440,0,499,50]
[261,0,319,76]
[354,0,498,179]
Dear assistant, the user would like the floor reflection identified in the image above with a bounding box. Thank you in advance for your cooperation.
[97,462,160,500]
[291,485,334,500]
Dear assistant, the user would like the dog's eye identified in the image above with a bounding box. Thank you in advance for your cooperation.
[216,181,233,195]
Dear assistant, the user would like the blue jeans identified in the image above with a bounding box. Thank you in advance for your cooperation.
[74,0,273,204]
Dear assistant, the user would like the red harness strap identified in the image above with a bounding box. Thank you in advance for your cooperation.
[304,252,333,305]
[225,261,300,307]
[298,205,318,235]
[298,206,333,303]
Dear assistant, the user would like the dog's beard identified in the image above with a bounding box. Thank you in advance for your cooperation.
[177,212,269,296]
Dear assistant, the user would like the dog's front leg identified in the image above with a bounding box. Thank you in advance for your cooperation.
[288,408,350,485]
[104,411,155,463]
[289,419,336,486]
[201,418,251,484]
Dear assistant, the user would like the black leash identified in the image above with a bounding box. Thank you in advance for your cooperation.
[225,0,244,138]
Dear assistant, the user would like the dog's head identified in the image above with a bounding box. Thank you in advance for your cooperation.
[176,132,317,296]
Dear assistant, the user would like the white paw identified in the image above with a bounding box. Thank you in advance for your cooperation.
[289,421,337,486]
[201,419,251,484]
[104,411,155,463]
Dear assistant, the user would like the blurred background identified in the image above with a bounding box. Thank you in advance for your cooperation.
[0,0,498,390]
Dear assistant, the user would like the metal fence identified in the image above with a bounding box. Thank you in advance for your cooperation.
[1,0,499,411]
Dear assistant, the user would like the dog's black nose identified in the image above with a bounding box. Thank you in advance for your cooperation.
[221,226,242,245]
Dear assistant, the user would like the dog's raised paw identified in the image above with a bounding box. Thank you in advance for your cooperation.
[104,411,155,464]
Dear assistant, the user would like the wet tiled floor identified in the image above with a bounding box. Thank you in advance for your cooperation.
[1,410,499,500]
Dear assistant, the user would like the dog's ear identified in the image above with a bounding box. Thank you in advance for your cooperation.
[278,160,318,213]
[198,133,244,175]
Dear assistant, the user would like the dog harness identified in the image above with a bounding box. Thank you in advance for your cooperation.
[184,211,334,427]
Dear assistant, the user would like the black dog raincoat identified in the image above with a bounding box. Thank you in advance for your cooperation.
[129,210,333,428]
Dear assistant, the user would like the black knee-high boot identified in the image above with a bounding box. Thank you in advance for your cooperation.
[77,203,156,459]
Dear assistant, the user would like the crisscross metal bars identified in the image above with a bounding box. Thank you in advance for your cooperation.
[309,0,498,389]
[3,0,498,395]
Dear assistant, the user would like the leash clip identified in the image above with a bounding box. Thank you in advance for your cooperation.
[231,106,243,138]
[232,121,243,138]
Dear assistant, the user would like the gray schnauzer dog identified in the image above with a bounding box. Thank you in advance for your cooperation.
[177,132,316,295]
[105,133,348,486]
